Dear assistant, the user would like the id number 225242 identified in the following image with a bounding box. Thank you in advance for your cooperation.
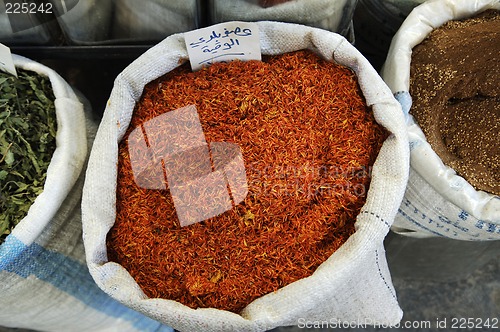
[5,2,53,14]
[451,317,498,329]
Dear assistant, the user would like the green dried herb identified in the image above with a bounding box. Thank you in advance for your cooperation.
[0,69,57,243]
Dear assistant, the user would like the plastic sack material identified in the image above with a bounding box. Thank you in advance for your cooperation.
[210,0,357,40]
[82,21,409,332]
[0,55,173,332]
[381,0,500,240]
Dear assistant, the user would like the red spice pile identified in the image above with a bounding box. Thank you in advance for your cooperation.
[108,50,388,313]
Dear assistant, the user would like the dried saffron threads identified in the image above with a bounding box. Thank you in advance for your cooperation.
[108,50,388,313]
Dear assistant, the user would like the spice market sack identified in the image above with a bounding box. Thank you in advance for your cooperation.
[381,0,500,241]
[82,21,409,332]
[0,55,173,331]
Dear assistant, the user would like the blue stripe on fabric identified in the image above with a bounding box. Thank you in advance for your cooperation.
[0,236,173,332]
[394,91,412,116]
[0,234,27,269]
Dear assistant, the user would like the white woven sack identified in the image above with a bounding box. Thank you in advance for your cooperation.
[0,55,173,332]
[381,0,500,240]
[82,21,409,332]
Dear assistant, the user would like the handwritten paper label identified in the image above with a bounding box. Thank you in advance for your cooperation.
[185,21,261,71]
[0,43,17,77]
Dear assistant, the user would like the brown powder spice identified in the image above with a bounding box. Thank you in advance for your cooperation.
[410,10,500,195]
[108,50,388,313]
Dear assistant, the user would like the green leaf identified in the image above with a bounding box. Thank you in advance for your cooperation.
[0,69,57,243]
[4,150,14,165]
